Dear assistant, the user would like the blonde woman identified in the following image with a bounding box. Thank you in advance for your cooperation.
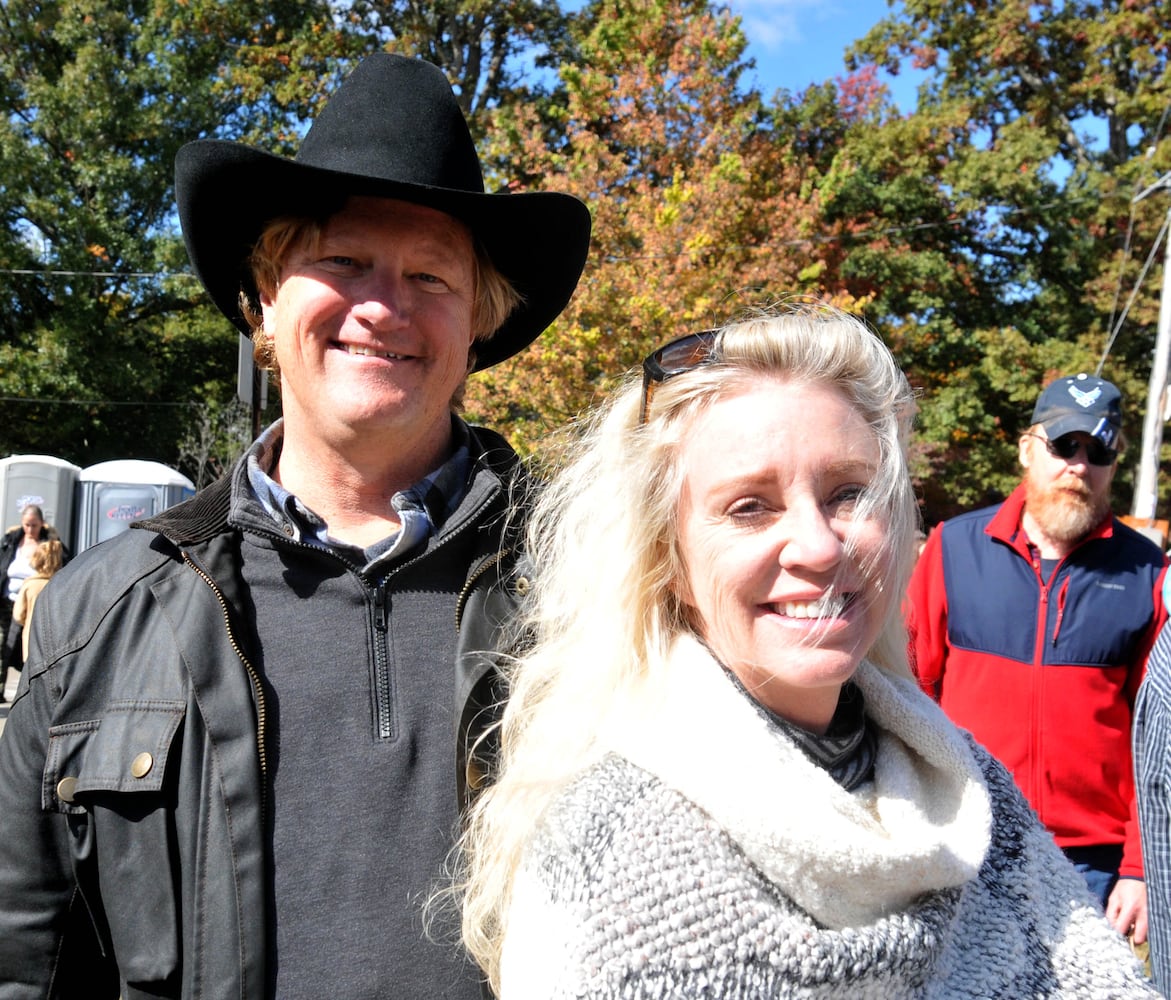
[458,306,1156,997]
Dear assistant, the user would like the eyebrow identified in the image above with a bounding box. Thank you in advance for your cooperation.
[703,458,878,498]
[317,226,473,270]
[821,458,877,479]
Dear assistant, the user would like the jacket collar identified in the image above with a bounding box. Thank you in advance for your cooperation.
[134,421,527,552]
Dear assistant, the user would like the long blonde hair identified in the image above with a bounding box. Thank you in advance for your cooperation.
[30,539,63,576]
[458,304,920,990]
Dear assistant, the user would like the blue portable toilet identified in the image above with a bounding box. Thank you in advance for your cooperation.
[0,454,81,546]
[75,460,195,553]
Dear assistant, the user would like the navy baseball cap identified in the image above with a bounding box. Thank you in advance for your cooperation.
[1031,373,1122,449]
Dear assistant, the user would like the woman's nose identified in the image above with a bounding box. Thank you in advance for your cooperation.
[778,504,844,573]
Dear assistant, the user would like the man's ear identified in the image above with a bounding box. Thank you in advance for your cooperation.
[259,292,276,334]
[1019,433,1034,470]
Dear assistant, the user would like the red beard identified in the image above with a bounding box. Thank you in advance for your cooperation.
[1024,473,1109,544]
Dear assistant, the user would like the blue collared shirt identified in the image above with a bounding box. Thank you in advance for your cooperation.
[244,418,471,575]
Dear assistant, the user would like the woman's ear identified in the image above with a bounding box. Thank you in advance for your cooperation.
[670,561,695,610]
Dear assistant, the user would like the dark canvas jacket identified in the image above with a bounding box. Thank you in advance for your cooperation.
[0,425,528,998]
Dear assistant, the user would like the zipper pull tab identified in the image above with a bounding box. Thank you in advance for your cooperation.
[1051,577,1069,646]
[374,586,388,632]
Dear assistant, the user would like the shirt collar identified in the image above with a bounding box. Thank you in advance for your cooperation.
[243,417,472,572]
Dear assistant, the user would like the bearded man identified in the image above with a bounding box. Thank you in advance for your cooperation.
[907,373,1167,950]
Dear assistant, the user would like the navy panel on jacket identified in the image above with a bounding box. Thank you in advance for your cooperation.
[941,506,1163,668]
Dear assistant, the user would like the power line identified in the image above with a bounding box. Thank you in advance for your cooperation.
[0,396,201,408]
[0,195,1101,279]
[1099,101,1171,371]
[1097,210,1171,376]
[0,269,194,278]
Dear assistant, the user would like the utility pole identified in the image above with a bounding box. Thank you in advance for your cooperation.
[236,333,268,442]
[1130,171,1171,525]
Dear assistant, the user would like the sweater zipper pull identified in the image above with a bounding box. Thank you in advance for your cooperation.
[1052,577,1069,646]
[374,585,388,633]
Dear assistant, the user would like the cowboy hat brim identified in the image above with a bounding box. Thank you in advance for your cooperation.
[175,140,591,371]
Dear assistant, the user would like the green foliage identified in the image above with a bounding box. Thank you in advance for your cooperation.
[339,0,573,124]
[842,0,1171,520]
[1,0,1169,526]
[0,0,332,466]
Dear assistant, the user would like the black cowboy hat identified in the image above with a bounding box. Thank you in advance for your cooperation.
[175,53,591,371]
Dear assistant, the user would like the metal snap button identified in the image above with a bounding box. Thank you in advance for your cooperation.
[56,776,78,803]
[130,752,154,778]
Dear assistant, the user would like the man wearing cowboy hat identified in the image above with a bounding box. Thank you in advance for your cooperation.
[0,53,589,998]
[908,372,1167,953]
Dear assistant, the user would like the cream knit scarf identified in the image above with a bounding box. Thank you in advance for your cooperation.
[598,635,993,929]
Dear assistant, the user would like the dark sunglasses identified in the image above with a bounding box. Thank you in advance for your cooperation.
[1026,432,1117,467]
[639,330,719,424]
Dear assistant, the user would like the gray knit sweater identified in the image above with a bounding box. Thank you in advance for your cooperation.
[500,637,1157,998]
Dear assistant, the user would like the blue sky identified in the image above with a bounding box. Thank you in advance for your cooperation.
[727,0,924,110]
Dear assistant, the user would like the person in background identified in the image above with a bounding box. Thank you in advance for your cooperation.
[0,505,61,699]
[456,307,1154,998]
[10,539,64,665]
[1133,590,1171,992]
[907,373,1166,947]
[0,52,589,997]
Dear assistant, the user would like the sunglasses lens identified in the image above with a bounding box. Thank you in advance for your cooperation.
[640,331,719,424]
[1049,435,1117,466]
[654,332,716,375]
[1085,440,1117,466]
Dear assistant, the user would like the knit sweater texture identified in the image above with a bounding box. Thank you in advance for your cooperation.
[500,636,1157,998]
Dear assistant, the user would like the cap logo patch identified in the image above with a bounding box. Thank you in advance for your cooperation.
[1070,384,1101,409]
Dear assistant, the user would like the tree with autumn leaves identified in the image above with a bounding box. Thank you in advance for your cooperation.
[466,0,1171,522]
[466,0,872,453]
[844,0,1171,517]
[0,0,1168,522]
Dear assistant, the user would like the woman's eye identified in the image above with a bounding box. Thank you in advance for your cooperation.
[727,498,768,520]
[830,484,869,512]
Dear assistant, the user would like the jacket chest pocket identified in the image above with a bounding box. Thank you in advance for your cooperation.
[44,701,186,984]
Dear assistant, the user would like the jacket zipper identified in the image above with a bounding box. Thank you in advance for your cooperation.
[1027,547,1071,815]
[455,547,512,632]
[1028,549,1050,811]
[182,552,270,822]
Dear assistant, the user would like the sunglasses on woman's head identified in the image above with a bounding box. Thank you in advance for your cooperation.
[1026,432,1117,467]
[639,330,720,424]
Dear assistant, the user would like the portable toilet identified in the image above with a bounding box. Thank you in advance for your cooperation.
[75,460,196,553]
[0,454,82,546]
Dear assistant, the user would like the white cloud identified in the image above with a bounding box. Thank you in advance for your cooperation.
[730,0,841,51]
